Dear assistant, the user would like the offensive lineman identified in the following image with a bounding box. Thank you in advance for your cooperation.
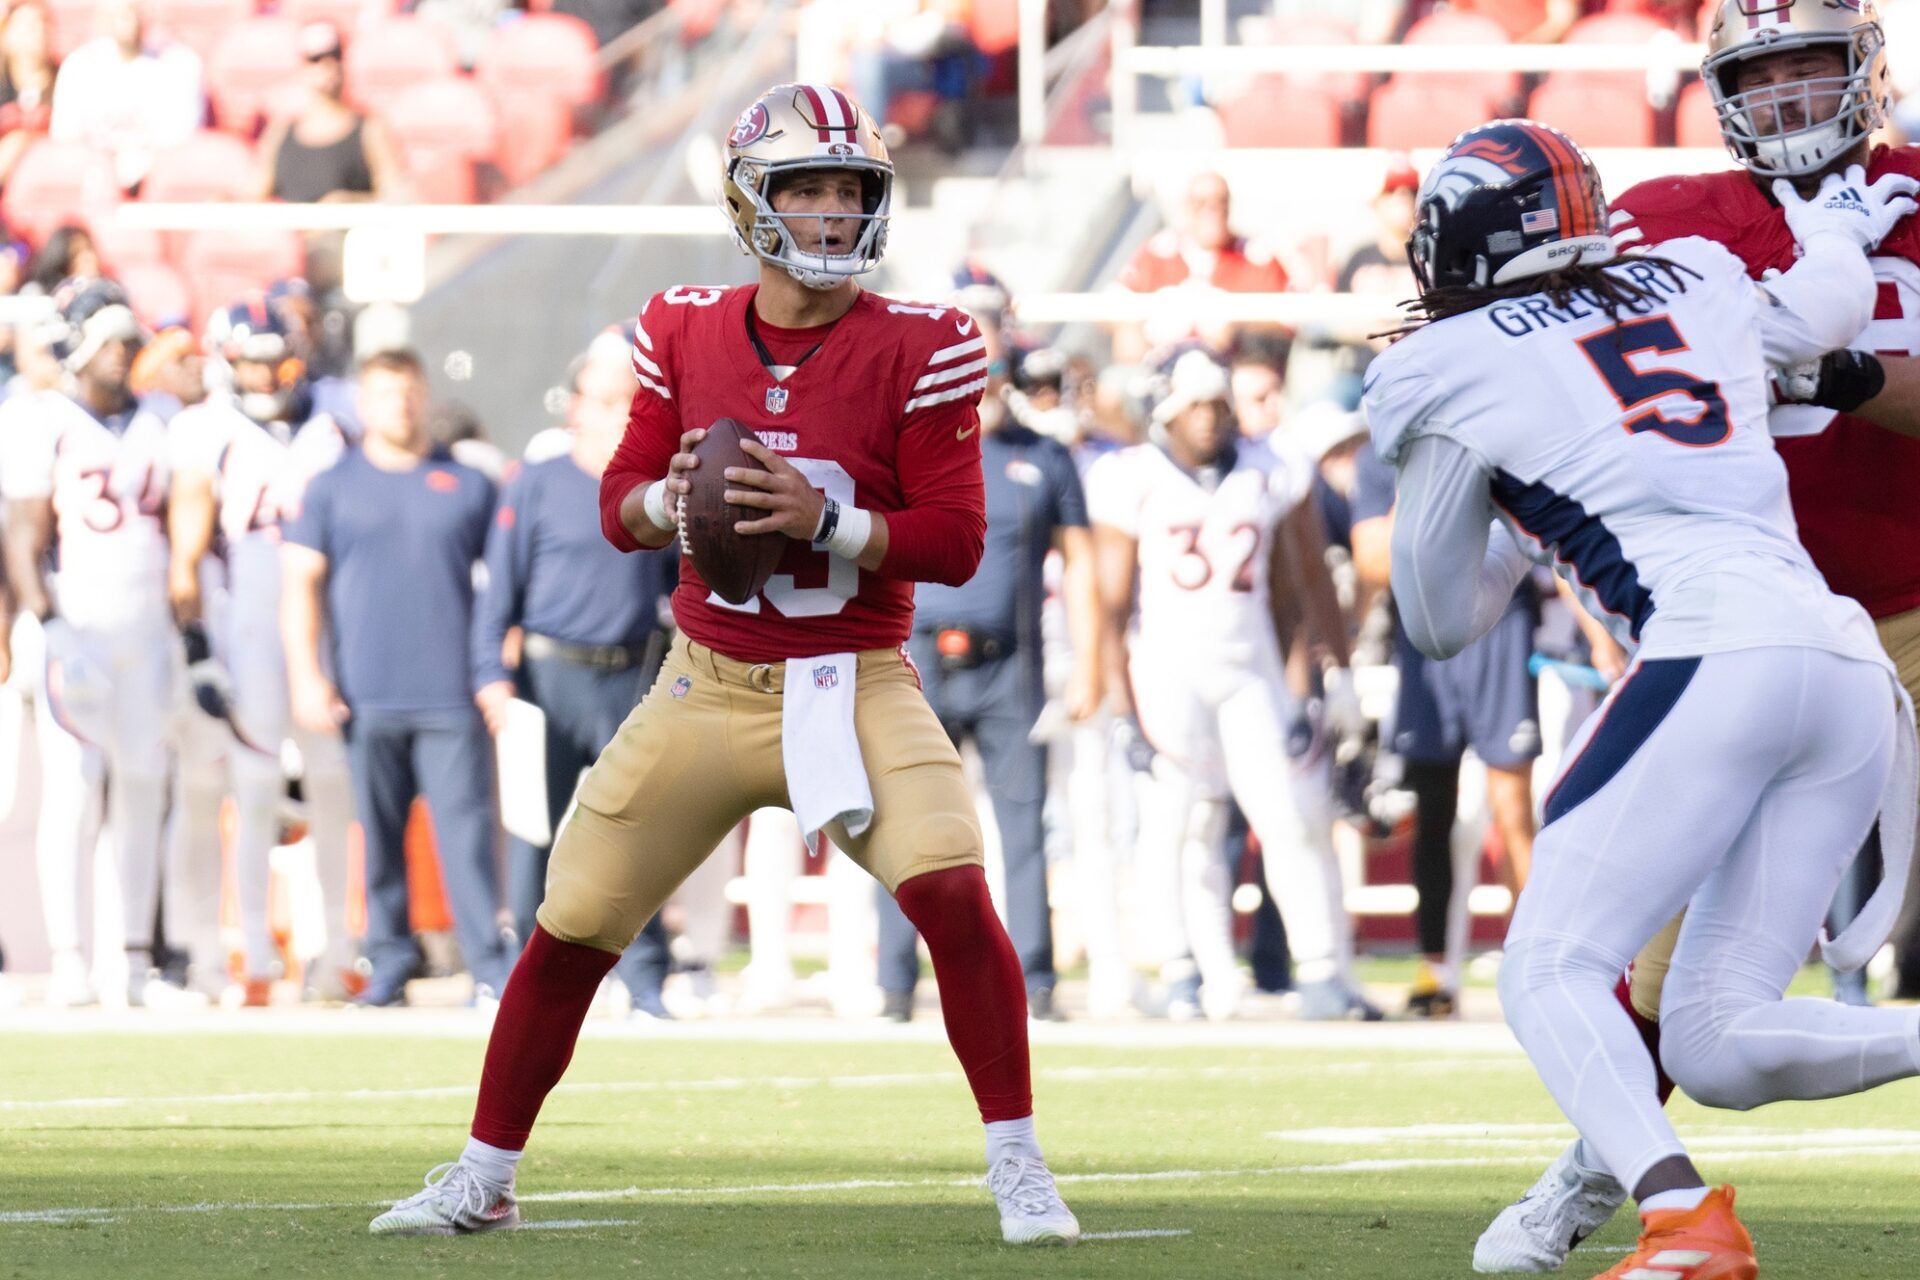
[1089,348,1370,1020]
[1477,1,1920,1269]
[370,84,1078,1245]
[1368,119,1919,1280]
[167,297,359,1003]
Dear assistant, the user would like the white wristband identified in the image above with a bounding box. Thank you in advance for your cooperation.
[823,504,873,561]
[641,478,673,533]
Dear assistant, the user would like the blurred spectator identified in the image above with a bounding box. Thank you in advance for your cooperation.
[255,24,400,204]
[1114,171,1290,361]
[553,0,664,49]
[281,348,512,1007]
[0,1,58,190]
[415,0,512,70]
[846,1,977,150]
[50,0,203,192]
[471,341,678,1018]
[429,400,507,481]
[1229,348,1284,443]
[25,224,100,293]
[1336,157,1419,307]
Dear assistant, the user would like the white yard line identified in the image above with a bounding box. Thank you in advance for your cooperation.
[0,1060,1522,1114]
[1083,1228,1194,1240]
[7,1139,1918,1228]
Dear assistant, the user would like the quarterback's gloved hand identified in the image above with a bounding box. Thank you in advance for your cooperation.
[1773,349,1886,413]
[1774,165,1919,253]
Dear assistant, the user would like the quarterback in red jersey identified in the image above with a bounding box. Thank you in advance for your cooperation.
[1474,1,1920,1274]
[369,84,1080,1247]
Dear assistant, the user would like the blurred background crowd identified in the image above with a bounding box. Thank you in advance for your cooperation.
[4,0,1920,1023]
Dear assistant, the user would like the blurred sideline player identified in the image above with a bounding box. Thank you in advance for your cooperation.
[371,83,1078,1245]
[1370,118,1919,1280]
[1479,1,1920,1268]
[0,278,184,1008]
[1090,347,1370,1021]
[167,297,359,1004]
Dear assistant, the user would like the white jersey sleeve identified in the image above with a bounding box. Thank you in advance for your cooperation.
[1390,433,1535,660]
[1362,336,1457,468]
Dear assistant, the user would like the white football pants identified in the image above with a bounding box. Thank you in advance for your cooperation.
[1131,648,1353,989]
[1500,645,1920,1194]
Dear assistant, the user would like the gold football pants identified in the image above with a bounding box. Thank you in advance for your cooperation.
[537,634,984,954]
[1626,603,1920,1021]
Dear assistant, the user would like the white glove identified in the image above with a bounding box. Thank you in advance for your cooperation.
[41,618,111,742]
[1774,165,1919,253]
[1772,356,1822,405]
[1320,666,1366,742]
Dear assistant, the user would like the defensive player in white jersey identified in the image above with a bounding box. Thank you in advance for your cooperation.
[168,297,359,1003]
[0,278,182,1008]
[1365,120,1920,1280]
[1090,348,1369,1022]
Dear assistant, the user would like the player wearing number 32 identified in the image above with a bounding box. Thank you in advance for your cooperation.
[370,84,1079,1246]
[1365,119,1920,1280]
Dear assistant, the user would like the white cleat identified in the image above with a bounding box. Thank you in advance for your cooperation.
[987,1156,1080,1247]
[1474,1139,1626,1273]
[45,950,95,1009]
[369,1162,520,1236]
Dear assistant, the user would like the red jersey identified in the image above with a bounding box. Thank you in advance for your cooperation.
[1611,146,1920,619]
[600,284,988,663]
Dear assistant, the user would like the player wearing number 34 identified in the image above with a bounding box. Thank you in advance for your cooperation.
[369,84,1079,1246]
[1365,119,1920,1280]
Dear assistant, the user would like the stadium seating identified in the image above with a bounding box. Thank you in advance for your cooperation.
[343,17,458,120]
[178,226,305,324]
[1216,82,1343,148]
[1255,16,1372,105]
[1367,83,1504,149]
[207,17,306,135]
[143,131,258,204]
[1524,11,1666,143]
[474,14,603,114]
[382,78,499,205]
[115,260,195,329]
[280,0,397,37]
[148,0,259,63]
[492,94,574,187]
[0,140,121,246]
[85,217,166,273]
[1395,11,1522,99]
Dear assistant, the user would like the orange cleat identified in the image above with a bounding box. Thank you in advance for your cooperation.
[242,978,273,1008]
[1594,1186,1756,1280]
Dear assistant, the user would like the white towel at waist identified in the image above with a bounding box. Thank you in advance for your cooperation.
[1821,675,1918,972]
[781,653,874,841]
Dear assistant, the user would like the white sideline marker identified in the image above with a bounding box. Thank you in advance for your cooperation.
[1084,1228,1194,1241]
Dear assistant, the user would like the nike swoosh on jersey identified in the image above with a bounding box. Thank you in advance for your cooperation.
[956,422,978,440]
[956,316,975,334]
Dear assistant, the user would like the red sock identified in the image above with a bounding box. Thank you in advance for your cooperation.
[1614,973,1676,1104]
[894,865,1034,1123]
[470,926,620,1149]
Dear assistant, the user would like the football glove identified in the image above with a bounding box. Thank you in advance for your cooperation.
[1772,349,1885,413]
[1110,714,1157,773]
[1773,165,1919,253]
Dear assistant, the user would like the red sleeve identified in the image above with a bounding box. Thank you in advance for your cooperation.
[599,296,680,553]
[877,395,986,586]
[1610,176,1726,254]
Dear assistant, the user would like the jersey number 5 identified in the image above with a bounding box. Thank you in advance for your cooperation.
[1576,315,1730,448]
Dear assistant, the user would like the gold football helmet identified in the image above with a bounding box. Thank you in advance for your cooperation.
[1702,0,1890,178]
[720,83,893,290]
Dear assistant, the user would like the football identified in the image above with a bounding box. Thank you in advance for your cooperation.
[680,417,786,605]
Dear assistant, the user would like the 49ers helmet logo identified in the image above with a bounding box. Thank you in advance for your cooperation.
[728,102,771,149]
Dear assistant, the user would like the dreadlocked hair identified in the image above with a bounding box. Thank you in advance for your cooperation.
[1377,254,1699,340]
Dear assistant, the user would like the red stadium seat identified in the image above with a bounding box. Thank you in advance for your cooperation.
[85,217,166,273]
[383,78,498,204]
[474,15,602,113]
[343,17,457,119]
[1676,79,1724,149]
[1217,83,1343,147]
[178,227,305,323]
[279,0,397,38]
[1366,82,1504,149]
[492,94,573,187]
[1254,16,1371,104]
[148,0,258,63]
[116,260,195,329]
[0,140,121,246]
[42,0,99,60]
[1398,11,1521,100]
[143,131,257,203]
[1526,80,1656,147]
[207,17,305,134]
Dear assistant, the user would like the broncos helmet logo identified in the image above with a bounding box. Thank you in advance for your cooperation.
[1451,139,1530,175]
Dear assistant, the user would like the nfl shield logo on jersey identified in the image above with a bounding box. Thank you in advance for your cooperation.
[812,664,838,690]
[765,386,790,414]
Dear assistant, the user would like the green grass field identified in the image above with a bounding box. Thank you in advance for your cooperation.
[4,1014,1917,1279]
